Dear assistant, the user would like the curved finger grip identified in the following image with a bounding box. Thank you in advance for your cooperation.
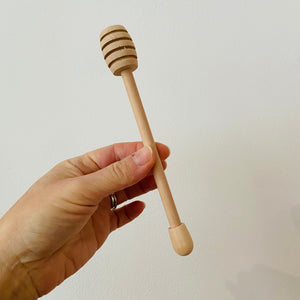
[168,223,193,256]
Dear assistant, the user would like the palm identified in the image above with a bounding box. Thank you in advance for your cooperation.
[28,205,110,295]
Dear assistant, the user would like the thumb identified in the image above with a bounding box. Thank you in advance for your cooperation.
[70,146,155,204]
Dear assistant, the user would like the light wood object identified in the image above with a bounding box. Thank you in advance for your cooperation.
[100,25,193,256]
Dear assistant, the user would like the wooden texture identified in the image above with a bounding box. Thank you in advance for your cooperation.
[121,70,193,256]
[169,223,193,256]
[100,25,137,76]
[100,25,193,255]
[121,70,181,227]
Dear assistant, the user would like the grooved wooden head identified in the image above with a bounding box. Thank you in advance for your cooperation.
[100,25,138,76]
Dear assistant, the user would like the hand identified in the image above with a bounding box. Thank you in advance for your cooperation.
[0,142,170,299]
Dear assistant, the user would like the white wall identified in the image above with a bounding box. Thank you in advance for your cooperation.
[1,0,300,299]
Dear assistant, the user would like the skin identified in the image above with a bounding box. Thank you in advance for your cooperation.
[0,142,170,299]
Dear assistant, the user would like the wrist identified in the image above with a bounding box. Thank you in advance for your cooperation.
[0,217,38,300]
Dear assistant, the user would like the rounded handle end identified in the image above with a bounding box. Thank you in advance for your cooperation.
[168,223,193,256]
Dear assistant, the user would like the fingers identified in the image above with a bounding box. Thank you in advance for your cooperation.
[122,175,156,201]
[69,146,155,205]
[100,175,156,209]
[88,142,170,170]
[56,142,170,177]
[110,201,145,231]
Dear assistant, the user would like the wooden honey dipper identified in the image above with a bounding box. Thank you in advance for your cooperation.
[100,25,193,256]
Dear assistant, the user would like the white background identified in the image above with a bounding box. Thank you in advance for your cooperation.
[1,0,300,299]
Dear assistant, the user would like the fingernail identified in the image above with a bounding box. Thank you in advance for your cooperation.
[132,146,153,166]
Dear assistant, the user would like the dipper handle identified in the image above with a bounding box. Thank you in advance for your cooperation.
[121,70,193,256]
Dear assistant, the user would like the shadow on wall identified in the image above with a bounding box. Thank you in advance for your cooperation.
[227,265,300,300]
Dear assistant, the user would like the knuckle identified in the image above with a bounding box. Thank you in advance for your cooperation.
[55,160,68,170]
[55,159,76,172]
[110,160,135,185]
[110,162,127,184]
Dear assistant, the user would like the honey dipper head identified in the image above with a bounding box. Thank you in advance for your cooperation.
[100,25,138,76]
